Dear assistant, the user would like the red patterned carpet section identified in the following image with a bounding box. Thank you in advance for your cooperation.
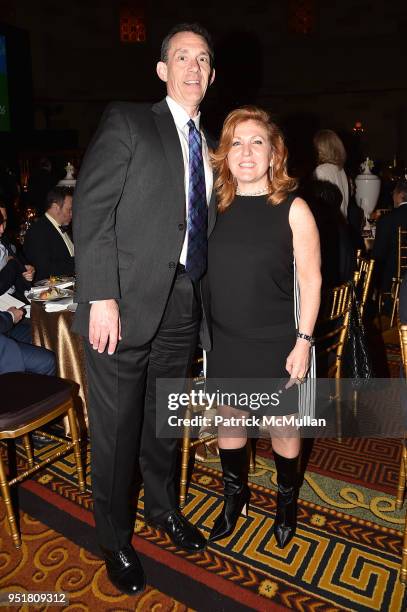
[0,503,193,611]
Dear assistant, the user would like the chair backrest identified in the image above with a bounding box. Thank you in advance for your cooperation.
[397,226,407,278]
[315,282,352,378]
[353,258,375,317]
[399,324,407,378]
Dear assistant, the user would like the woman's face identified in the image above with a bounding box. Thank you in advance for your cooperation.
[227,120,273,192]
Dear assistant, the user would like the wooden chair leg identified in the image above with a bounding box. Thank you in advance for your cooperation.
[0,455,21,549]
[390,284,400,328]
[401,513,407,584]
[179,407,192,509]
[248,440,256,474]
[22,434,34,468]
[67,405,85,493]
[396,444,406,510]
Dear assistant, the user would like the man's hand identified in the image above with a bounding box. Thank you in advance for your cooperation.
[8,307,24,324]
[22,264,35,282]
[89,299,122,355]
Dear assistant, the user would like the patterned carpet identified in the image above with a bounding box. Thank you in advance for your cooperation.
[1,432,406,612]
[1,336,406,611]
[0,504,192,611]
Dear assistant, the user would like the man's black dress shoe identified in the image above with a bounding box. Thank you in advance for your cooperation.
[147,509,206,551]
[101,544,145,595]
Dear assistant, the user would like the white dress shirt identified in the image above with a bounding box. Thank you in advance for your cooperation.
[45,212,74,257]
[166,96,213,265]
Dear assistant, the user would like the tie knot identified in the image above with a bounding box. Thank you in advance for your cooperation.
[59,225,68,233]
[188,119,197,132]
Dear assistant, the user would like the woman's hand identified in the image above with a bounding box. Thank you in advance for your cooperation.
[286,339,311,383]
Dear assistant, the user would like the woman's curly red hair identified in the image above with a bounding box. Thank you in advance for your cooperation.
[211,106,297,212]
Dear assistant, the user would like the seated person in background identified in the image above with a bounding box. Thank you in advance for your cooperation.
[305,179,355,288]
[372,180,407,292]
[0,208,35,301]
[23,186,74,281]
[0,307,55,375]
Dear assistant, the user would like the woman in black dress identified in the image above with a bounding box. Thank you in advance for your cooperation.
[207,107,321,548]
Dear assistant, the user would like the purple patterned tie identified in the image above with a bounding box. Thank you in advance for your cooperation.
[185,119,207,282]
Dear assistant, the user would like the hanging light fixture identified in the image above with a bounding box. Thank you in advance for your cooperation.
[353,121,364,133]
[120,2,146,44]
[288,0,316,35]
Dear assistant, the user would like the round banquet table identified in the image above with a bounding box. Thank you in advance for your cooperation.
[30,301,88,432]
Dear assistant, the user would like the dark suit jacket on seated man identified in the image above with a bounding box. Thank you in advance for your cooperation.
[0,308,55,375]
[372,180,407,292]
[72,23,216,595]
[23,186,74,281]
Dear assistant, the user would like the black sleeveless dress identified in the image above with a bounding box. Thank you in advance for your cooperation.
[207,193,297,384]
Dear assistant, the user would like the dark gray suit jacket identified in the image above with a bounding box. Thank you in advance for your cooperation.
[72,99,216,348]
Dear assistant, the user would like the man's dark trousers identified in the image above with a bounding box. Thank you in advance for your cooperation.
[84,268,200,551]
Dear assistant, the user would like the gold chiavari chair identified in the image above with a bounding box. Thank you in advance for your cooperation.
[388,227,407,327]
[353,258,375,318]
[0,373,85,548]
[314,282,353,441]
[315,282,352,378]
[396,324,407,584]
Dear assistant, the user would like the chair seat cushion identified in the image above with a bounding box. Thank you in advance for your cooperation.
[0,373,72,431]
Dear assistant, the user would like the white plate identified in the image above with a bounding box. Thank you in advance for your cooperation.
[28,288,74,302]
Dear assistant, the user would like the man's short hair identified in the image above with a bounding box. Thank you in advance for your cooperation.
[46,186,73,211]
[394,180,407,202]
[160,22,214,68]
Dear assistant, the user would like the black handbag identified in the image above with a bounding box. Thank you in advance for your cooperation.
[342,284,373,380]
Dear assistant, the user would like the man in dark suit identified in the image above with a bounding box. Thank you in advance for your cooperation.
[372,180,407,292]
[0,308,55,374]
[23,186,74,281]
[72,23,216,594]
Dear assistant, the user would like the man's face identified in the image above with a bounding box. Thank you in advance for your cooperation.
[156,31,215,116]
[51,196,73,226]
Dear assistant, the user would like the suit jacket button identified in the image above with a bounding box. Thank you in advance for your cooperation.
[169,261,176,268]
[178,223,185,231]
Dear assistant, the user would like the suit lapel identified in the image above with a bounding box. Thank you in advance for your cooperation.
[153,100,185,214]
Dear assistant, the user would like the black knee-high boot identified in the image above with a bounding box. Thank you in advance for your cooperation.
[209,446,250,542]
[273,451,299,549]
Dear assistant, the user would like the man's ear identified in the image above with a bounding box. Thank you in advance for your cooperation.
[209,68,215,86]
[156,61,168,83]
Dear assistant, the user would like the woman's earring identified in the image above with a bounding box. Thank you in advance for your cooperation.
[269,164,274,183]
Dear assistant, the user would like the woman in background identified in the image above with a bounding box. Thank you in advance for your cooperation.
[314,129,349,219]
[207,107,321,548]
